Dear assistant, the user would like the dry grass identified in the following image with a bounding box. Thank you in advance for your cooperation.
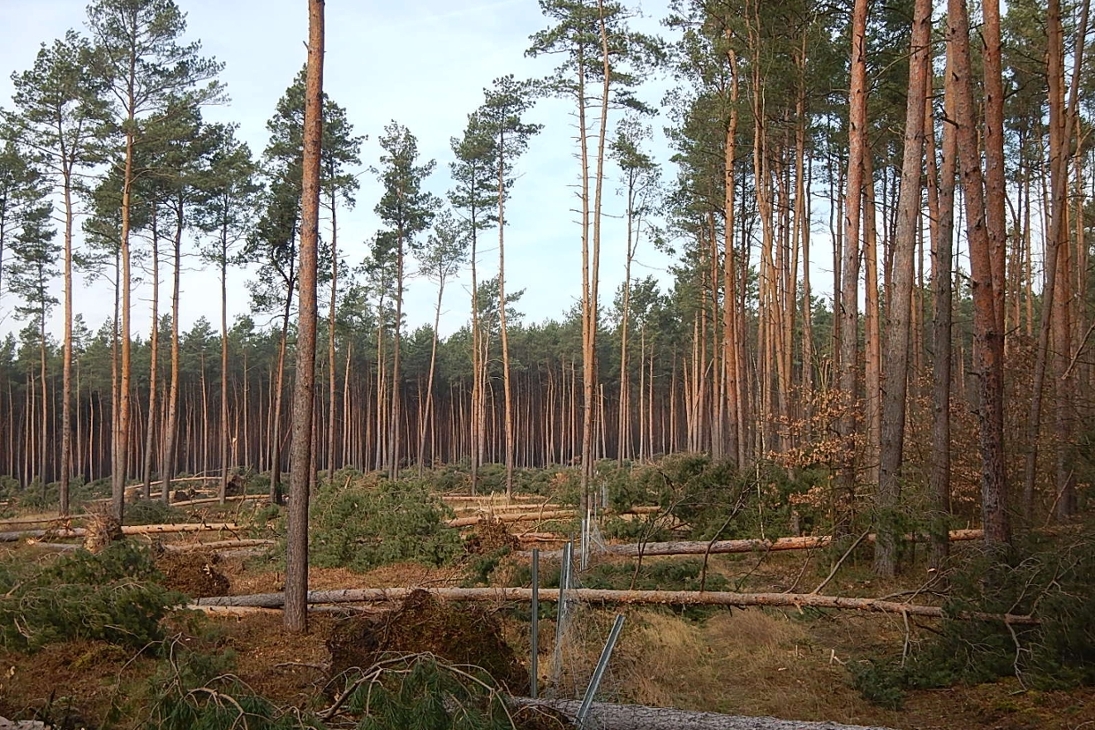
[609,607,900,727]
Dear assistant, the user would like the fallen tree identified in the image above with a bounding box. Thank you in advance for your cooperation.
[447,510,575,528]
[191,585,1036,624]
[162,538,274,551]
[168,494,264,508]
[523,529,985,559]
[507,698,894,730]
[0,522,242,543]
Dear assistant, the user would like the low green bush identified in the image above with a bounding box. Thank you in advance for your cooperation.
[853,521,1095,706]
[344,655,515,730]
[310,478,461,572]
[0,541,183,653]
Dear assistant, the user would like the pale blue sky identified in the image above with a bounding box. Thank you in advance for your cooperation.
[0,0,678,339]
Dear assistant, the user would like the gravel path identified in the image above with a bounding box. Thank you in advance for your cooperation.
[511,698,894,730]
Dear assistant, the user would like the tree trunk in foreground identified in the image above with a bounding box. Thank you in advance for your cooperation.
[284,0,325,634]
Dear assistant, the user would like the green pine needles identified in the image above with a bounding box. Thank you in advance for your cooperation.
[310,477,461,572]
[0,541,183,652]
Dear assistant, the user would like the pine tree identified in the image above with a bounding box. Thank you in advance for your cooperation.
[528,0,663,510]
[477,74,542,495]
[3,152,57,489]
[194,125,259,503]
[449,111,497,492]
[6,31,111,513]
[373,122,438,479]
[87,0,223,521]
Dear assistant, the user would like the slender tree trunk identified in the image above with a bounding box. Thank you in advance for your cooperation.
[418,277,445,476]
[59,169,74,515]
[724,50,744,467]
[948,0,1010,547]
[326,183,338,486]
[577,30,593,514]
[927,39,958,568]
[389,230,404,480]
[498,131,516,496]
[269,298,292,503]
[864,152,881,489]
[470,230,481,494]
[219,225,230,504]
[875,0,930,577]
[161,207,184,503]
[285,0,324,633]
[838,0,869,524]
[114,126,136,522]
[617,171,638,464]
[143,221,160,499]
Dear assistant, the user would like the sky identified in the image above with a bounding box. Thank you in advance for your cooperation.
[0,0,681,341]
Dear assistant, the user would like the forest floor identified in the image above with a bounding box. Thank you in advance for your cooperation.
[1,501,1094,730]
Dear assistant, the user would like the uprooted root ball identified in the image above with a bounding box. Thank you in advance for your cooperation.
[326,588,527,693]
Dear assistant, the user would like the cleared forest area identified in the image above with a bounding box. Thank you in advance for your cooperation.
[3,0,1095,727]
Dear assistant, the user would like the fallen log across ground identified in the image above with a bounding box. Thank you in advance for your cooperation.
[191,586,1037,624]
[0,522,241,542]
[442,493,554,503]
[447,510,575,528]
[522,529,985,559]
[162,538,274,552]
[0,517,75,529]
[169,494,264,508]
[450,502,565,514]
[507,698,894,730]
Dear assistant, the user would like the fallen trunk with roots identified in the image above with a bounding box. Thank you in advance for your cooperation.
[191,585,1036,624]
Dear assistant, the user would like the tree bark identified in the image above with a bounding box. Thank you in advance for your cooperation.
[161,213,183,503]
[284,0,324,634]
[927,35,958,569]
[143,223,160,500]
[875,0,931,578]
[837,0,869,523]
[947,0,1009,546]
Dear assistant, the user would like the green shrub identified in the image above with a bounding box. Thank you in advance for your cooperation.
[853,522,1095,704]
[344,655,514,730]
[0,541,183,652]
[850,661,908,710]
[581,558,729,592]
[311,478,461,572]
[11,477,93,512]
[147,682,318,730]
[125,499,187,525]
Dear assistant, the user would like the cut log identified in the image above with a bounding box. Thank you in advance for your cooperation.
[447,510,575,528]
[0,522,241,543]
[443,493,552,503]
[162,538,274,551]
[507,698,895,730]
[0,516,75,529]
[523,529,986,559]
[190,605,282,617]
[191,586,1036,624]
[515,532,565,542]
[451,503,565,514]
[122,522,240,535]
[169,494,264,508]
